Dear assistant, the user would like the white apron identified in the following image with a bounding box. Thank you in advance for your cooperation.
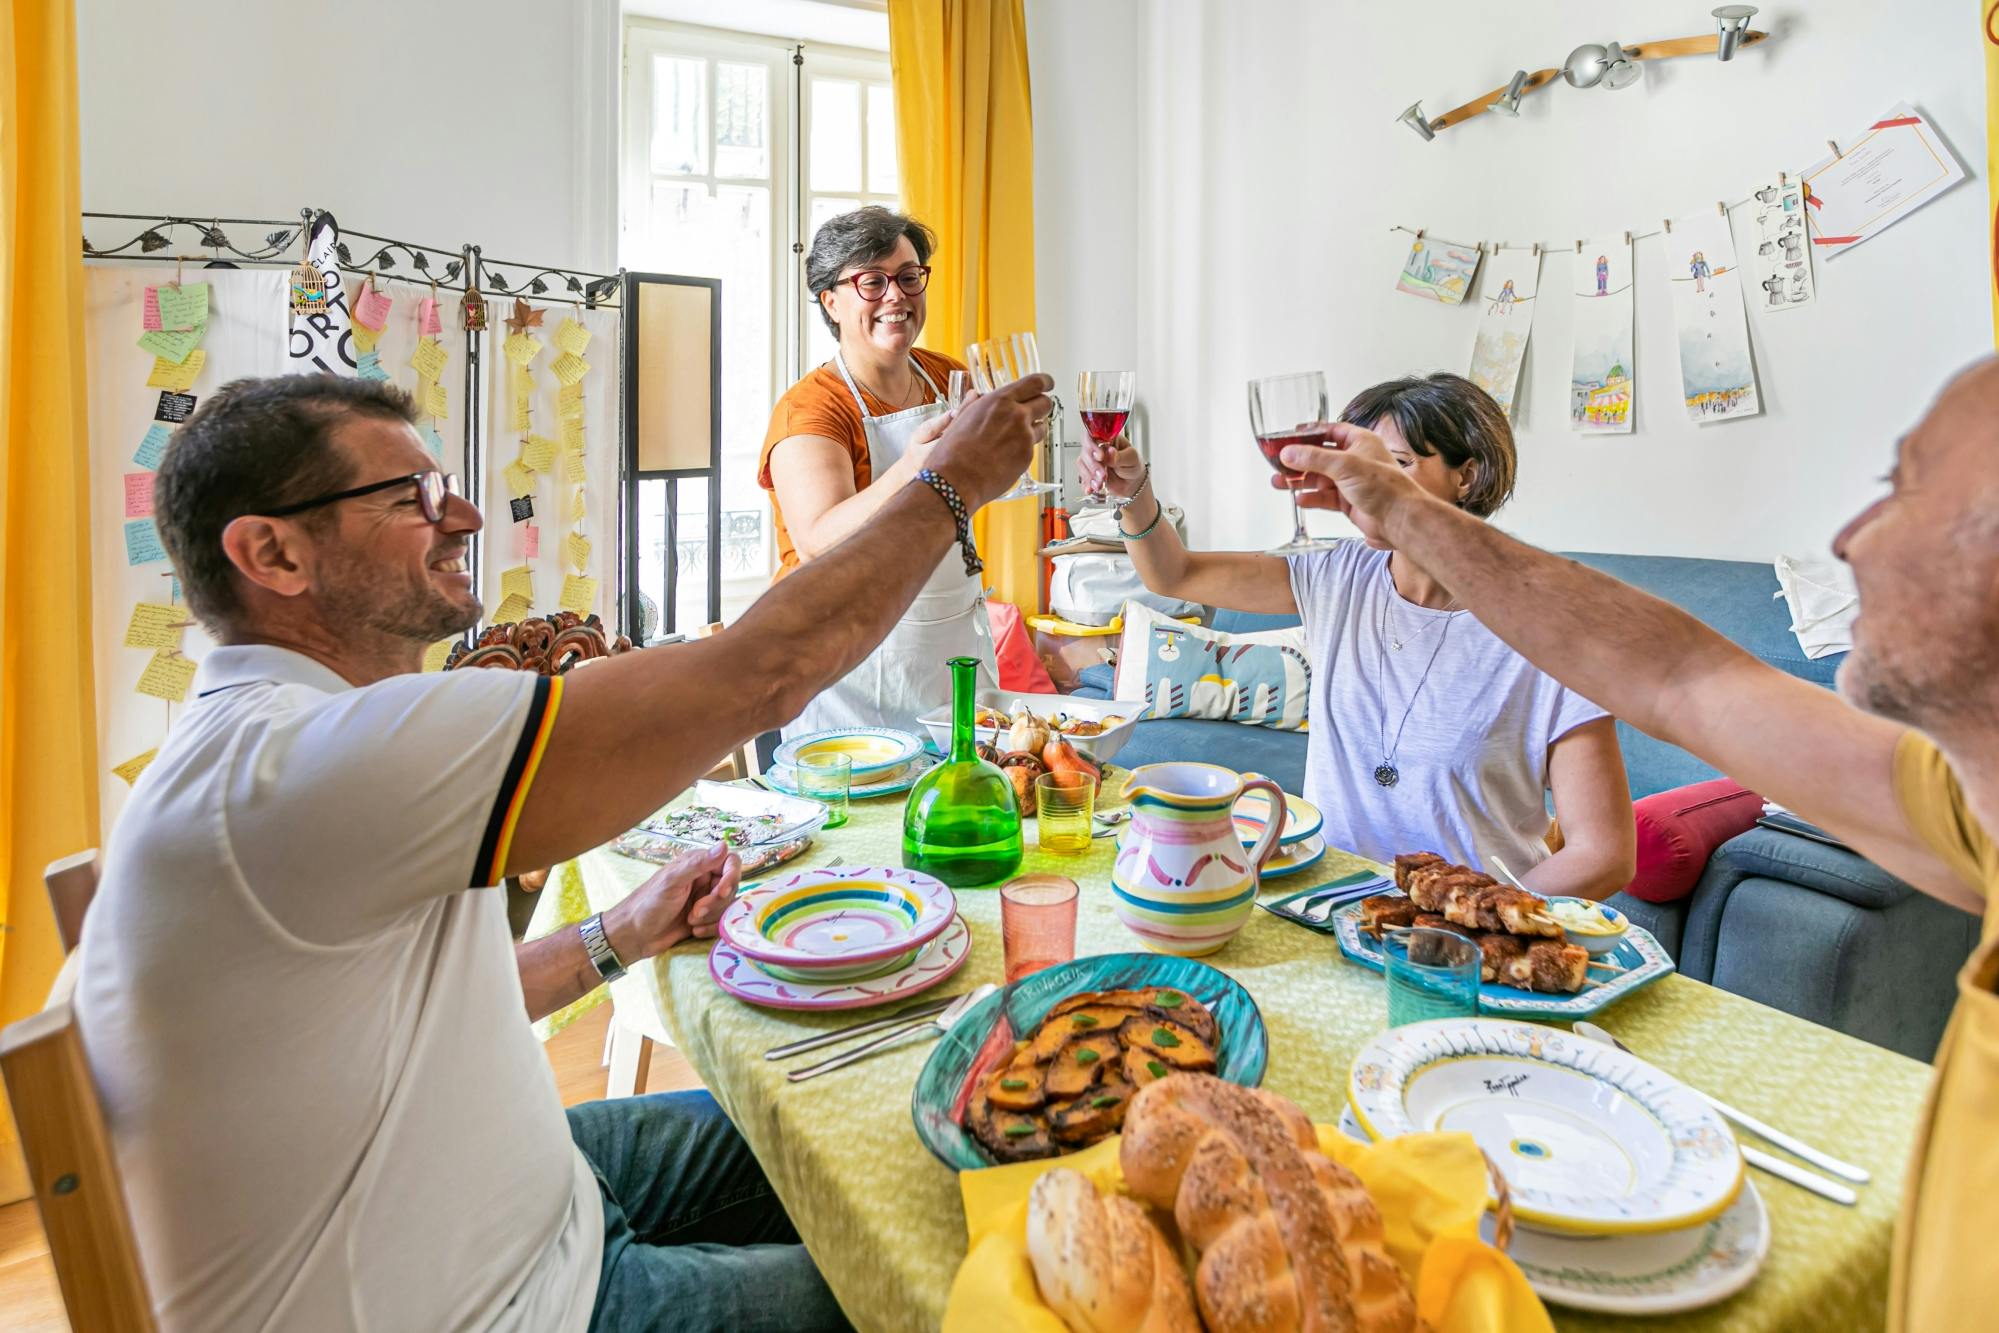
[782,353,997,740]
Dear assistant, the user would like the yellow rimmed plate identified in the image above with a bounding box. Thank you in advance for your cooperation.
[1232,788,1323,846]
[772,727,926,782]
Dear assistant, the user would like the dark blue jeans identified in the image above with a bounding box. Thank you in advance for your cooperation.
[568,1091,850,1332]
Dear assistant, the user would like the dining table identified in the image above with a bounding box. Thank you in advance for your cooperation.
[549,785,1932,1333]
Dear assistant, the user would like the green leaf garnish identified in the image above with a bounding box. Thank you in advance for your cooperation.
[1003,1123,1037,1138]
[1000,1078,1028,1091]
[1075,1047,1100,1065]
[1090,1094,1122,1109]
[1147,1060,1168,1079]
[1070,1014,1100,1028]
[1154,991,1184,1008]
[1151,1028,1182,1048]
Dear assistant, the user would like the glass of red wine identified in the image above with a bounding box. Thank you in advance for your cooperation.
[1076,370,1134,504]
[1248,371,1339,554]
[966,333,1056,501]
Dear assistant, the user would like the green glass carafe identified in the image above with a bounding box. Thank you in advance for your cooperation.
[902,656,1023,887]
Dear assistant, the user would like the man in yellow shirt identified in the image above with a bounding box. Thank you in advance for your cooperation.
[1272,358,1999,1330]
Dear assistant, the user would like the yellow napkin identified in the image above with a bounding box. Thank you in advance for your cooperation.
[945,1126,1552,1333]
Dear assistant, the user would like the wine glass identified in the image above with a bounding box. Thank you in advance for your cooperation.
[1248,371,1340,554]
[966,332,1056,501]
[1075,370,1134,504]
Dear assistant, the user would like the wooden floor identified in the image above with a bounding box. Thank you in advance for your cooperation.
[0,1004,704,1330]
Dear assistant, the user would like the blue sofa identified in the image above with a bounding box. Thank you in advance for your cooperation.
[1075,551,1979,1059]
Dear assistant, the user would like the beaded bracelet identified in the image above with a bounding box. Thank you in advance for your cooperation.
[1117,469,1166,541]
[916,468,985,576]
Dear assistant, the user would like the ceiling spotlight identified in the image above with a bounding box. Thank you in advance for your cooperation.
[1562,43,1608,88]
[1493,70,1529,116]
[1396,101,1438,141]
[1713,5,1757,61]
[1601,42,1644,89]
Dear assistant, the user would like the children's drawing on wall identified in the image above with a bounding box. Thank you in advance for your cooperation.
[1748,176,1815,311]
[1466,249,1540,420]
[1395,235,1482,305]
[1664,211,1762,425]
[1569,237,1633,435]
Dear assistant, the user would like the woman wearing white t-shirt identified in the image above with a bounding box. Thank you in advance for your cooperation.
[1079,373,1636,898]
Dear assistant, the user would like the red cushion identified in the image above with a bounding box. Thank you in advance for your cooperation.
[1623,778,1764,904]
[988,600,1059,695]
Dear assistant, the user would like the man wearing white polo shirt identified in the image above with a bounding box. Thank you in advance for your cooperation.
[75,370,1048,1331]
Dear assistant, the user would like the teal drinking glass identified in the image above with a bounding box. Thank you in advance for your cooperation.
[1383,927,1480,1027]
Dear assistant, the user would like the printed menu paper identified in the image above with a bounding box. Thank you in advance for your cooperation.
[1802,103,1966,260]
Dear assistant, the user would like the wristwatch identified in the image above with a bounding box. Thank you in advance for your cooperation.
[578,913,627,983]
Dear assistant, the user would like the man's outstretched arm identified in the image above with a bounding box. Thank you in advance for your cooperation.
[1281,429,1978,912]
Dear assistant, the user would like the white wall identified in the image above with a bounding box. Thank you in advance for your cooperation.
[77,0,619,271]
[1031,1,1989,562]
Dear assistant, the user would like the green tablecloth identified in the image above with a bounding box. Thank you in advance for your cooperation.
[570,792,1928,1333]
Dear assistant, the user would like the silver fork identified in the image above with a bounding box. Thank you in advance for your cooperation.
[1299,880,1390,923]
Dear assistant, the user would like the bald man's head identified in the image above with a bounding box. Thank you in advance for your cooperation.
[1833,356,1999,730]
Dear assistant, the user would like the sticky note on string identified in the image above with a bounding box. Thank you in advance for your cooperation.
[422,638,456,673]
[521,435,558,473]
[510,395,532,434]
[133,423,172,469]
[138,327,203,364]
[353,286,393,331]
[554,318,593,357]
[512,365,536,397]
[500,565,535,603]
[490,593,534,625]
[560,416,585,451]
[422,381,448,419]
[155,391,197,423]
[136,649,197,703]
[124,602,188,650]
[564,532,592,572]
[141,286,162,332]
[557,380,584,411]
[112,748,159,786]
[351,321,381,355]
[562,449,588,485]
[418,296,443,336]
[503,461,536,497]
[356,350,390,382]
[410,337,449,380]
[156,282,209,331]
[523,523,540,558]
[509,494,535,523]
[559,574,599,615]
[423,424,446,459]
[504,333,544,367]
[124,471,155,518]
[125,518,166,565]
[146,348,205,393]
[566,486,586,523]
[549,352,590,386]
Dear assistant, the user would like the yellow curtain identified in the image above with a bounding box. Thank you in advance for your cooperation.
[887,0,1044,613]
[0,0,100,1201]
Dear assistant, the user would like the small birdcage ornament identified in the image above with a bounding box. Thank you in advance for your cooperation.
[289,257,330,314]
[462,284,489,332]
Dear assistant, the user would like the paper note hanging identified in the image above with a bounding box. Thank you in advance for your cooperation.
[564,532,592,573]
[124,471,156,517]
[1662,210,1761,424]
[521,435,558,473]
[146,349,206,393]
[1747,177,1815,311]
[124,601,188,649]
[112,748,159,786]
[1801,103,1967,261]
[509,393,533,433]
[549,351,590,386]
[356,350,391,383]
[554,318,593,356]
[137,327,203,364]
[504,333,544,367]
[418,295,443,336]
[141,286,162,331]
[136,649,198,702]
[156,282,209,331]
[500,565,535,602]
[1395,236,1481,305]
[423,424,446,459]
[509,494,535,523]
[1465,249,1541,421]
[422,638,457,673]
[1570,237,1635,436]
[523,523,540,558]
[353,286,393,331]
[125,518,167,565]
[562,449,588,485]
[155,391,198,423]
[503,461,536,497]
[560,416,586,451]
[559,574,599,615]
[565,486,586,523]
[351,321,381,355]
[410,337,450,380]
[422,381,448,419]
[490,593,533,625]
[133,423,172,469]
[557,381,585,415]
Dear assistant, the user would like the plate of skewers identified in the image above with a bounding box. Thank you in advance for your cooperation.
[1329,852,1674,1019]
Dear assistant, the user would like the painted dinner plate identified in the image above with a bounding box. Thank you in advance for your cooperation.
[716,865,956,980]
[1256,834,1328,880]
[911,953,1269,1171]
[1232,788,1323,847]
[709,913,971,1011]
[1347,1018,1744,1235]
[1339,1103,1769,1314]
[772,727,926,782]
[765,751,940,800]
[1330,897,1674,1019]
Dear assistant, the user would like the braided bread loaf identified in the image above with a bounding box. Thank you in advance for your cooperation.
[1027,1169,1202,1333]
[1118,1074,1420,1333]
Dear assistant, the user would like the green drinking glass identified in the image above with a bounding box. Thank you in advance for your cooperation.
[902,656,1023,888]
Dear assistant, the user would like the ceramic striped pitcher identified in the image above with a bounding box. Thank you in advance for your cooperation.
[1110,762,1287,956]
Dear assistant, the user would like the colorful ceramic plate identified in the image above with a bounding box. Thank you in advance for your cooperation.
[765,752,940,800]
[1256,834,1328,880]
[716,865,956,981]
[1330,896,1674,1019]
[1232,789,1324,847]
[709,913,971,1011]
[911,953,1269,1171]
[1347,1018,1744,1235]
[1339,1103,1770,1314]
[772,726,927,782]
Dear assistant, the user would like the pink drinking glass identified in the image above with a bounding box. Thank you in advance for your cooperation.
[1000,874,1080,983]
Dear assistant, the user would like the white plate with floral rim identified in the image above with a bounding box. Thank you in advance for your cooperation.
[1337,1103,1769,1313]
[1347,1018,1744,1236]
[708,913,971,1011]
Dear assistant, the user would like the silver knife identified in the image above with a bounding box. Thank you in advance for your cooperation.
[1742,1145,1858,1205]
[785,983,996,1082]
[763,994,958,1061]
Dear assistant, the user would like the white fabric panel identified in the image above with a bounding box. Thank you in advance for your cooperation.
[83,264,290,837]
[476,303,623,627]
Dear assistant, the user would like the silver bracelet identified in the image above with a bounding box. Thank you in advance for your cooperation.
[579,912,627,983]
[1111,462,1150,509]
[1117,474,1166,541]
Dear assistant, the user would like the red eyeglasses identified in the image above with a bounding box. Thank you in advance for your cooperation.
[842,265,932,302]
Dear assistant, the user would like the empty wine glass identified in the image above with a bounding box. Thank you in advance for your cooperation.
[1248,371,1340,554]
[966,332,1056,501]
[1076,370,1135,504]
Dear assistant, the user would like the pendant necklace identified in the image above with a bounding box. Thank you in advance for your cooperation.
[1385,590,1461,650]
[1373,579,1456,788]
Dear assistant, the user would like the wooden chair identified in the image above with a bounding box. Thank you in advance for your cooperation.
[44,850,100,954]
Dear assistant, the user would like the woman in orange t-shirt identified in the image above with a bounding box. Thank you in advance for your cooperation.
[758,207,994,738]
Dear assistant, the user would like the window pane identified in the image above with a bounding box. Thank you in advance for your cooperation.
[674,476,712,629]
[637,478,668,642]
[714,62,769,179]
[810,78,862,192]
[651,56,708,176]
[866,84,898,195]
[809,194,863,239]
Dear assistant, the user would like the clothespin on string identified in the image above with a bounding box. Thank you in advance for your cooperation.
[1827,139,1841,160]
[1622,231,1631,246]
[1716,200,1728,218]
[1663,218,1673,235]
